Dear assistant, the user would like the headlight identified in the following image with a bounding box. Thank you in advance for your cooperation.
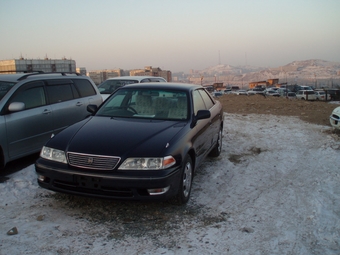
[40,146,67,164]
[119,156,176,170]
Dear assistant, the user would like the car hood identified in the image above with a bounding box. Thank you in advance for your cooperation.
[332,106,340,115]
[49,116,187,158]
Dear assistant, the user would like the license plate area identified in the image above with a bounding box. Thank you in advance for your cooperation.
[75,175,102,189]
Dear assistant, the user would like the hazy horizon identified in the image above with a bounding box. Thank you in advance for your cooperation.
[1,0,339,73]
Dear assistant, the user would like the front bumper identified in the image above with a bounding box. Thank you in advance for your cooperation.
[35,158,182,201]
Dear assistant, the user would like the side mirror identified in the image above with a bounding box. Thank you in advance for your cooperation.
[195,110,211,120]
[191,110,210,127]
[87,104,98,114]
[8,102,25,112]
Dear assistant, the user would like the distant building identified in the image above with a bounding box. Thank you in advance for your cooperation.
[130,66,172,82]
[249,79,279,89]
[76,67,87,76]
[88,66,172,85]
[88,69,124,85]
[0,58,76,73]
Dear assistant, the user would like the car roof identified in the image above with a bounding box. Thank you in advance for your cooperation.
[104,76,166,81]
[121,82,204,91]
[0,72,86,82]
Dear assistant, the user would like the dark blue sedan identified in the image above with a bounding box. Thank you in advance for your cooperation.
[35,83,224,204]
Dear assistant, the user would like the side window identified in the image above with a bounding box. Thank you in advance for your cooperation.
[46,84,74,104]
[198,89,214,109]
[9,81,46,110]
[193,90,206,115]
[141,78,151,83]
[150,78,163,82]
[73,79,96,97]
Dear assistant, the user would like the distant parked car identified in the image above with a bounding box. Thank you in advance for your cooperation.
[212,91,223,97]
[330,106,340,130]
[277,88,291,97]
[98,76,166,100]
[247,88,265,95]
[35,82,224,204]
[314,91,330,101]
[286,92,297,99]
[233,90,248,95]
[297,85,313,91]
[296,90,316,100]
[265,90,280,97]
[0,72,103,168]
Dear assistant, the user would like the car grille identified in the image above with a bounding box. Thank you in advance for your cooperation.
[67,152,120,170]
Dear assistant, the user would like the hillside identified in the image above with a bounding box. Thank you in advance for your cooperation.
[192,59,340,87]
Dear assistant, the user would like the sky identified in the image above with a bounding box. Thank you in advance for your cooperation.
[1,0,340,72]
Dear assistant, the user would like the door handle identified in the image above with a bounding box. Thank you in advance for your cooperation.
[42,109,51,114]
[76,102,83,106]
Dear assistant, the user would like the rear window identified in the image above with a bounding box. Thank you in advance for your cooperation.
[98,79,138,94]
[306,91,315,95]
[73,79,96,97]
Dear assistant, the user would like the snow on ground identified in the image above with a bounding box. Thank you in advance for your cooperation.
[0,113,339,255]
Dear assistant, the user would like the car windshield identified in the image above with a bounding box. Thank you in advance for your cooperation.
[96,88,188,120]
[98,79,139,95]
[0,81,17,100]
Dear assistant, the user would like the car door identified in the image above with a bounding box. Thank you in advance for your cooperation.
[46,79,86,134]
[4,81,53,159]
[198,89,221,150]
[192,89,213,163]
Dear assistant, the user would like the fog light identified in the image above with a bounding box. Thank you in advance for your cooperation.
[147,186,170,195]
[38,175,45,182]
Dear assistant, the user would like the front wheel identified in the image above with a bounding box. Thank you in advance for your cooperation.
[209,128,222,157]
[174,155,193,205]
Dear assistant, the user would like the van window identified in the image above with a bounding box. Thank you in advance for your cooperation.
[73,79,97,97]
[9,81,46,110]
[47,84,74,104]
[11,87,46,109]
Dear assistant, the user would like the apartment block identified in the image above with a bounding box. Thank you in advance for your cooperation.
[0,58,76,73]
[130,66,172,82]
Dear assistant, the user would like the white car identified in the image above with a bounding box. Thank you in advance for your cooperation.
[233,90,248,95]
[265,90,280,97]
[315,91,331,101]
[330,106,340,129]
[296,90,316,100]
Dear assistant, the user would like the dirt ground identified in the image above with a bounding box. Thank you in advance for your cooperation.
[218,94,339,127]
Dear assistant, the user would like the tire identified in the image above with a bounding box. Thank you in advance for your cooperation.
[174,155,193,205]
[209,128,222,157]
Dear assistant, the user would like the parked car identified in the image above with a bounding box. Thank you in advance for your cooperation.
[233,90,247,95]
[330,106,340,130]
[297,85,313,91]
[286,92,297,99]
[277,88,291,97]
[0,72,103,168]
[296,90,316,100]
[212,91,223,97]
[314,91,330,101]
[97,76,166,100]
[247,88,265,95]
[265,90,280,97]
[35,83,224,205]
